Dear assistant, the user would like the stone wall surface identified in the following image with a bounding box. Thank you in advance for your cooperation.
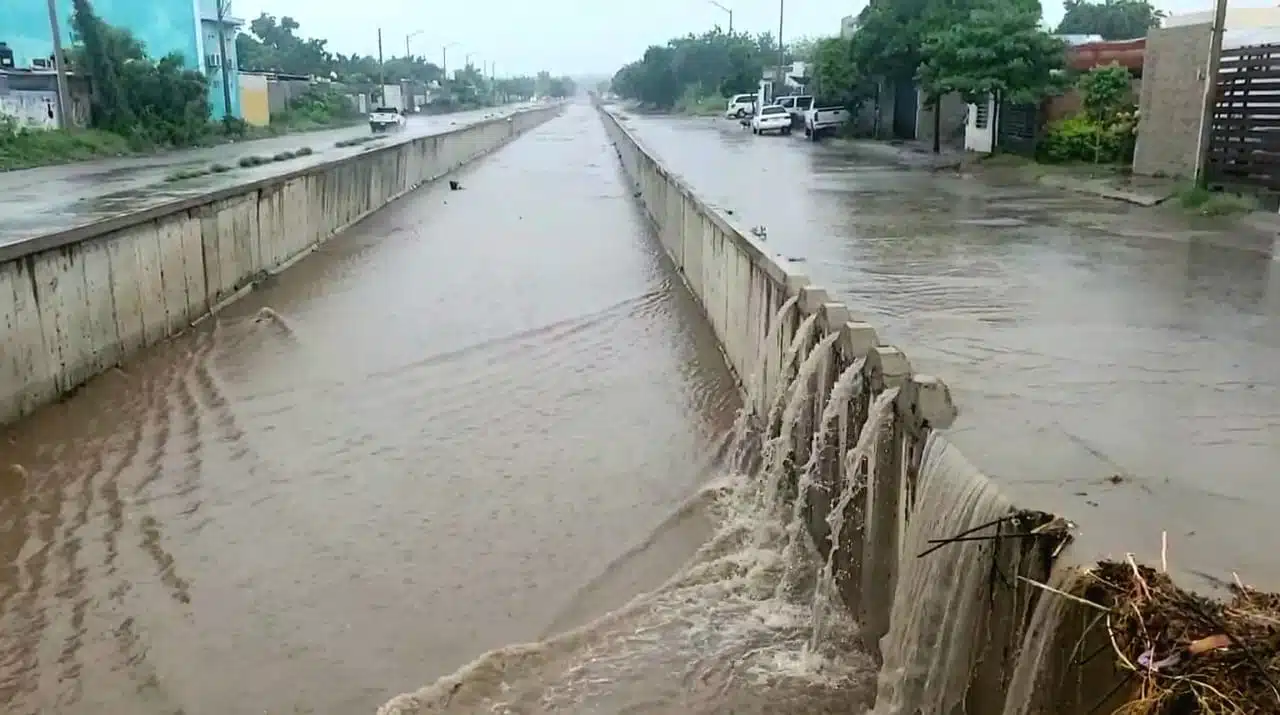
[1133,24,1211,178]
[0,105,562,425]
[595,101,1131,714]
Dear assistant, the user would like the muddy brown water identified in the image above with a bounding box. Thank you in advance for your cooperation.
[619,114,1280,593]
[0,105,756,714]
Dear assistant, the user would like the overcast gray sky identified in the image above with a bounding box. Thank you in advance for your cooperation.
[235,0,1273,76]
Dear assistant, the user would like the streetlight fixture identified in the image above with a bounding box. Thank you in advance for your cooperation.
[708,0,733,33]
[44,0,70,129]
[405,30,422,59]
[442,42,458,78]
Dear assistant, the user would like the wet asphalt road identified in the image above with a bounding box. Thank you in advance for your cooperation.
[0,104,738,714]
[619,114,1280,591]
[0,104,539,247]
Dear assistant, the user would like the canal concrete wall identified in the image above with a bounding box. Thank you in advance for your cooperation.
[595,103,1127,714]
[0,106,562,426]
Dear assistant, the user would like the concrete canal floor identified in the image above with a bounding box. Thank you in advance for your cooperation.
[0,104,537,247]
[0,104,747,714]
[619,114,1280,593]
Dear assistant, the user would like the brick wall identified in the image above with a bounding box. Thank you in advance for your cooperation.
[1133,24,1211,178]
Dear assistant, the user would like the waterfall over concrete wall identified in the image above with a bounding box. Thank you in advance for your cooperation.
[593,101,1142,713]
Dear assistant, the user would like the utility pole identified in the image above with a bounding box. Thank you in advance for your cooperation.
[405,30,422,59]
[709,0,733,33]
[775,0,785,90]
[1194,0,1230,188]
[442,42,457,83]
[45,0,71,130]
[215,0,234,123]
[376,28,385,105]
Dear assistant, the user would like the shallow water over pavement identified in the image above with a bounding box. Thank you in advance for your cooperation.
[619,114,1280,592]
[0,105,536,247]
[0,105,747,714]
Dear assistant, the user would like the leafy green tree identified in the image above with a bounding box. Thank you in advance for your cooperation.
[809,36,872,108]
[918,4,1067,151]
[70,0,210,145]
[1056,0,1164,40]
[546,77,576,97]
[236,14,334,76]
[611,29,773,110]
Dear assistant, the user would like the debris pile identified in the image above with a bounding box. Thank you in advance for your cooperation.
[1085,559,1280,714]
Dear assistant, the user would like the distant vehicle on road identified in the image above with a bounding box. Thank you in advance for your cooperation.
[751,105,793,135]
[369,107,406,133]
[725,93,757,118]
[804,106,850,141]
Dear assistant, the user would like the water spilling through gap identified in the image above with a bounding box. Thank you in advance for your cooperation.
[379,298,885,715]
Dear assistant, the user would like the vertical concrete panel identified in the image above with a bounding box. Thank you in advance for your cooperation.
[199,208,225,306]
[134,222,169,342]
[0,259,54,420]
[107,235,145,357]
[29,249,75,392]
[78,238,122,373]
[179,214,207,319]
[157,216,191,334]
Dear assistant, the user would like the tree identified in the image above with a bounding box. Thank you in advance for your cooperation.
[69,0,210,145]
[610,29,773,110]
[1056,0,1164,40]
[809,36,872,109]
[918,4,1067,151]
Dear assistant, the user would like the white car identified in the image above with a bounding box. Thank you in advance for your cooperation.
[725,93,756,119]
[369,107,406,133]
[751,105,793,135]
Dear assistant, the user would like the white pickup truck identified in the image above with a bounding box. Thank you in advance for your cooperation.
[804,106,850,141]
[369,107,406,133]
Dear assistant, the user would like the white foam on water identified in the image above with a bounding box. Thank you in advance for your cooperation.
[377,300,879,715]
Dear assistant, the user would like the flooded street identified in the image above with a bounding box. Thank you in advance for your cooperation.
[0,104,761,714]
[619,115,1280,591]
[0,104,536,247]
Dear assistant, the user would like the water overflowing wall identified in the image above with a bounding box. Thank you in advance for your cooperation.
[0,106,562,426]
[595,102,1129,713]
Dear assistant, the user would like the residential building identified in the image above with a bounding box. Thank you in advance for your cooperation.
[840,15,860,39]
[0,0,242,124]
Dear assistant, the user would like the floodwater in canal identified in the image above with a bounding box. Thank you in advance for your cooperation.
[618,114,1280,593]
[0,105,877,714]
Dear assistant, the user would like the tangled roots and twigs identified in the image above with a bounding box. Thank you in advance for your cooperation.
[1083,560,1280,714]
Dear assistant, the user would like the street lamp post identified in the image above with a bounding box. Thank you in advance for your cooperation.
[442,42,458,79]
[708,0,733,33]
[405,30,422,59]
[775,0,785,90]
[215,0,235,123]
[44,0,71,129]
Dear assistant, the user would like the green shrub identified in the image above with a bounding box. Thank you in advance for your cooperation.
[1175,185,1257,216]
[1038,114,1136,164]
[0,114,134,169]
[272,150,295,162]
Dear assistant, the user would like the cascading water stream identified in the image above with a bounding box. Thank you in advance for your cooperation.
[776,357,867,596]
[809,386,901,649]
[754,313,820,523]
[725,295,798,474]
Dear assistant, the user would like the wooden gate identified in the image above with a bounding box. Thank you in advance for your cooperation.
[1207,43,1280,191]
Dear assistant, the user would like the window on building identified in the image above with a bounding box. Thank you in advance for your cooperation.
[974,100,990,129]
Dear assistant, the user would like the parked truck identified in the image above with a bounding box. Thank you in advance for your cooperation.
[804,106,850,141]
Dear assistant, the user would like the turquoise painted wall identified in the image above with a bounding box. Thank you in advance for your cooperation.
[0,0,243,120]
[200,19,242,120]
[0,0,199,70]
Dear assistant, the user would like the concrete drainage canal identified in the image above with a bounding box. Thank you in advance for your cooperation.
[0,101,1276,715]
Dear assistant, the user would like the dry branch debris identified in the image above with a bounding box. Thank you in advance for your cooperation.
[1084,560,1280,714]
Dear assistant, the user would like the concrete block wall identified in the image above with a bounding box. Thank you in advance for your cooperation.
[1133,23,1212,178]
[596,102,1129,714]
[0,105,561,425]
